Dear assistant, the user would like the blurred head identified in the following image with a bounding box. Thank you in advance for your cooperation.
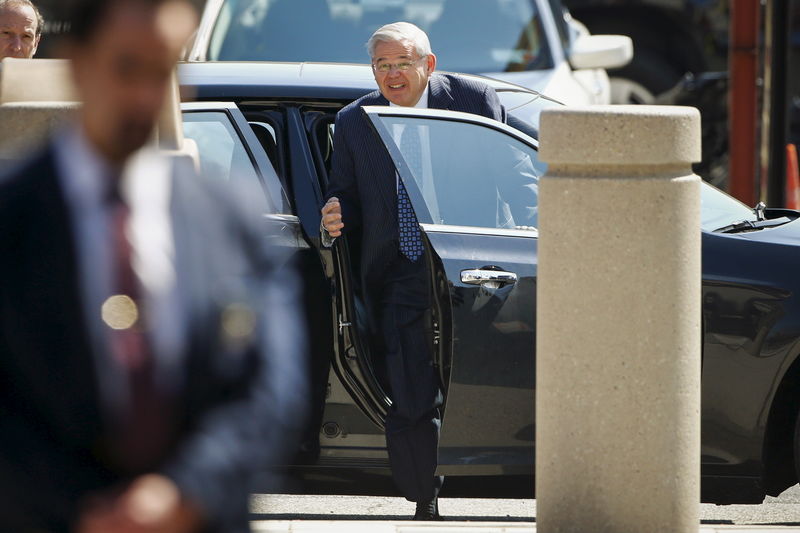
[0,0,43,59]
[65,0,196,164]
[367,21,436,107]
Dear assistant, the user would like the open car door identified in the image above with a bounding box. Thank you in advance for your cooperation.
[362,106,546,475]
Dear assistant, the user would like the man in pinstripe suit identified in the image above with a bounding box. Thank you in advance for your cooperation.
[320,22,505,520]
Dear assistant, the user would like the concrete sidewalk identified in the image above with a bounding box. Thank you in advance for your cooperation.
[250,521,800,532]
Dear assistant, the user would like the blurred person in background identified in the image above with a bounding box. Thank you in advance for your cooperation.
[0,0,43,59]
[0,0,307,531]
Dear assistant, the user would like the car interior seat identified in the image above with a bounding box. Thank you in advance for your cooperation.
[249,122,280,175]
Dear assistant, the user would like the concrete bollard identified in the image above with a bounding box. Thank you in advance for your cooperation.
[536,106,702,533]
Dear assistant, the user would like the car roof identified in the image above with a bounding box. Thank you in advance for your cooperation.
[178,61,554,103]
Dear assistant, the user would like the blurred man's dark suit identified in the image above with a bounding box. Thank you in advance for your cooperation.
[0,136,306,533]
[323,73,503,504]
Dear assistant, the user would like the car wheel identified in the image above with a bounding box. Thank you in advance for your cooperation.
[607,47,682,104]
[609,76,656,105]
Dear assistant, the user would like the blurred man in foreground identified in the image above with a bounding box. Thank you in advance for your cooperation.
[0,0,306,531]
[0,0,42,59]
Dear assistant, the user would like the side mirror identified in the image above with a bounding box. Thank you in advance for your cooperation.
[569,35,633,71]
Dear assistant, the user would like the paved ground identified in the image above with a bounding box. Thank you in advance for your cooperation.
[250,484,800,525]
[700,485,800,526]
[250,523,800,533]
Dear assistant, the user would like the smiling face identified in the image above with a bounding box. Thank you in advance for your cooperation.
[372,39,436,107]
[0,2,40,60]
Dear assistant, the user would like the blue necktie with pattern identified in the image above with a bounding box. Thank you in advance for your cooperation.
[398,125,424,261]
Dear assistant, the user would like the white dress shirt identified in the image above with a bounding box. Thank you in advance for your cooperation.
[389,87,441,223]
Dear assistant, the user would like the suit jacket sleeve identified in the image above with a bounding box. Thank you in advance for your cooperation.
[0,154,110,528]
[482,83,504,123]
[162,177,308,530]
[321,109,362,244]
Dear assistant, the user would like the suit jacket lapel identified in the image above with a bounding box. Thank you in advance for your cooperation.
[21,147,103,438]
[36,149,96,370]
[372,77,452,216]
[360,92,399,217]
[167,170,206,371]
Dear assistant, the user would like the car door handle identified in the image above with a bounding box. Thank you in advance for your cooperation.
[460,269,518,286]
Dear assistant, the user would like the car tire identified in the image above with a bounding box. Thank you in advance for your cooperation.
[607,47,682,104]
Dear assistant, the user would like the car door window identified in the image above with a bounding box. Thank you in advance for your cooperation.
[370,113,545,230]
[183,111,262,185]
[248,121,279,171]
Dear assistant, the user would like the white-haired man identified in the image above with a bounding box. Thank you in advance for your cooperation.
[0,0,42,60]
[320,21,506,520]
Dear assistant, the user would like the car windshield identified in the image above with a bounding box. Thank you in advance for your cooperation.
[701,182,756,231]
[207,0,554,73]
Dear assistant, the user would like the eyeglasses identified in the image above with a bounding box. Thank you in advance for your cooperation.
[372,56,427,74]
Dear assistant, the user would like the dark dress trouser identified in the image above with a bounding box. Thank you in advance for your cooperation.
[378,251,444,502]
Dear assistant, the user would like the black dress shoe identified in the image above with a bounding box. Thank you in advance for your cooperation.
[413,498,443,521]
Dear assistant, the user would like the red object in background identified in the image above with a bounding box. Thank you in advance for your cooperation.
[728,0,760,206]
[787,144,800,209]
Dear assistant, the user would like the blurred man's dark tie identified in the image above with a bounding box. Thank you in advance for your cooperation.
[107,181,172,472]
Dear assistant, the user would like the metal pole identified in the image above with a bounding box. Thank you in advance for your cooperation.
[729,0,760,205]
